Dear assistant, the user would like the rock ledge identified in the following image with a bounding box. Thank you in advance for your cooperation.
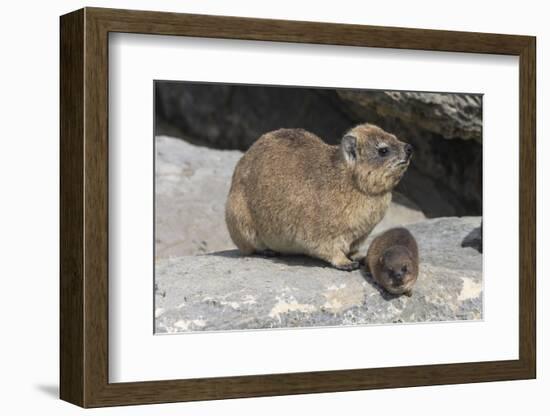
[155,217,482,333]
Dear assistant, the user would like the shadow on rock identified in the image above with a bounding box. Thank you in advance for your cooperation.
[207,249,334,269]
[206,249,242,258]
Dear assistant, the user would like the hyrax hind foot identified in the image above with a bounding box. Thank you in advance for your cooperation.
[323,251,360,271]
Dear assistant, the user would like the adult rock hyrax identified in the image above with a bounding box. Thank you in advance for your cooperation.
[366,227,419,296]
[225,123,413,270]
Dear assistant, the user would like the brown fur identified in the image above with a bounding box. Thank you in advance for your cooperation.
[366,227,419,296]
[225,123,412,270]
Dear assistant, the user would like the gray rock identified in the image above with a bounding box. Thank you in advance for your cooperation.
[155,217,482,333]
[155,135,242,259]
[155,135,425,258]
[337,90,482,142]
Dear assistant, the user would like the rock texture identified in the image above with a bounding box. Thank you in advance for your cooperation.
[155,135,425,258]
[155,217,482,333]
[155,83,482,217]
[155,136,242,258]
[337,91,482,142]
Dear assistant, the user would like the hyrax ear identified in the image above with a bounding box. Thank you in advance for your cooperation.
[341,135,357,164]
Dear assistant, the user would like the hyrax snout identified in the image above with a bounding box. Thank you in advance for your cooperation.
[225,123,412,270]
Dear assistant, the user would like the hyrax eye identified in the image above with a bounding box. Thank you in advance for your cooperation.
[378,147,389,156]
[401,265,408,273]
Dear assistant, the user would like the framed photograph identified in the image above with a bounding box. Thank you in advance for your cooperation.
[60,7,536,408]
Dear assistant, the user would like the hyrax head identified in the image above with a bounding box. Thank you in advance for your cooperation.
[377,245,417,296]
[340,123,413,195]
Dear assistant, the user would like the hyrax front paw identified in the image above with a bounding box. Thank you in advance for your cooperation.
[349,253,367,264]
[334,261,360,271]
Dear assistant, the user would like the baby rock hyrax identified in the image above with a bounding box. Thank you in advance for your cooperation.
[366,227,419,296]
[225,123,413,270]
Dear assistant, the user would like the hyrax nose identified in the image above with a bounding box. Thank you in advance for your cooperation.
[404,144,413,159]
[392,271,404,281]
